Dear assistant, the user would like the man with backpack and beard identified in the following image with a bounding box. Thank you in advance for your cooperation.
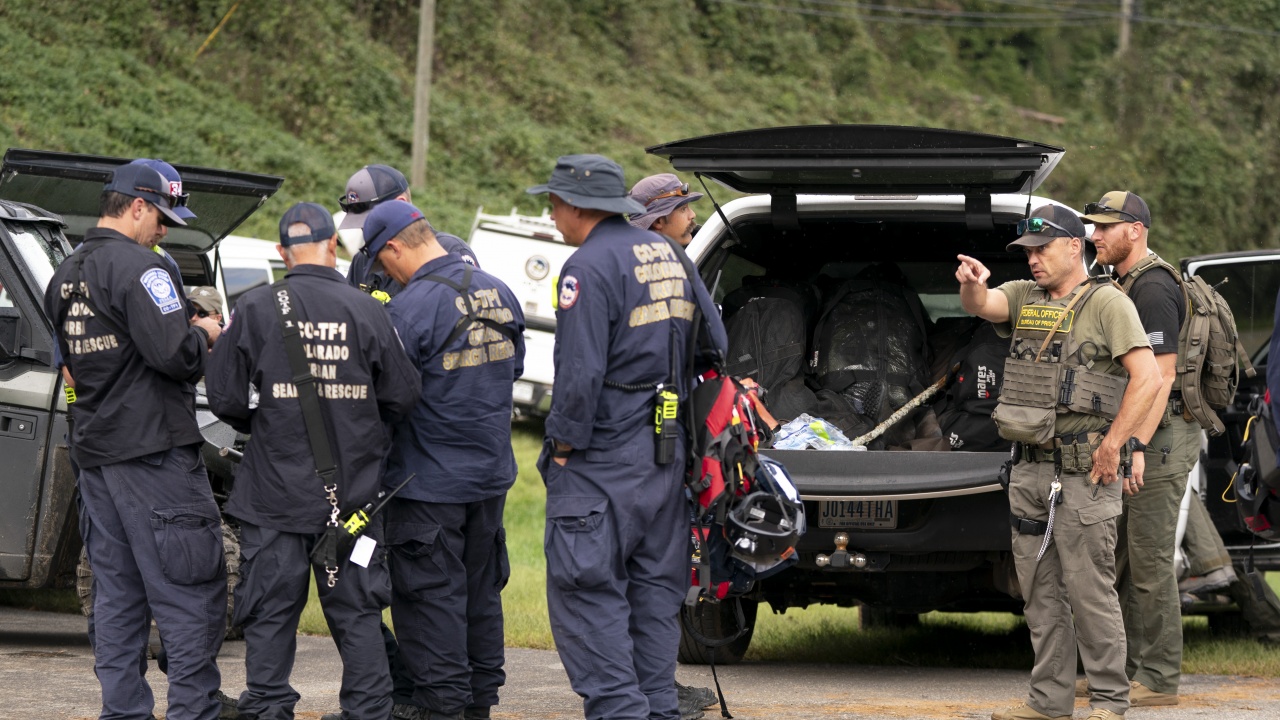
[1079,192,1197,707]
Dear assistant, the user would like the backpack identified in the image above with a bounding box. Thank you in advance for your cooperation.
[722,282,810,405]
[811,263,932,447]
[1237,395,1280,541]
[1122,255,1257,435]
[933,320,1009,452]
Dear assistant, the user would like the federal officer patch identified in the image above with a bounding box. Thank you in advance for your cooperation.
[141,268,183,315]
[559,275,580,310]
[1015,304,1074,332]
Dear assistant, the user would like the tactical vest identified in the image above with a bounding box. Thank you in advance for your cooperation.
[991,277,1129,445]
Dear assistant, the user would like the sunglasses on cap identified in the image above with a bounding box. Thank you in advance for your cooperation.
[1016,217,1074,237]
[339,191,397,216]
[645,182,690,205]
[170,190,190,208]
[1083,201,1141,223]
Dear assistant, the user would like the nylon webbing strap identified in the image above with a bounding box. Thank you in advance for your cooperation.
[416,264,518,358]
[270,280,337,487]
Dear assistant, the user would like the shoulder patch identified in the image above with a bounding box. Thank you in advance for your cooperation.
[140,268,183,315]
[559,274,580,310]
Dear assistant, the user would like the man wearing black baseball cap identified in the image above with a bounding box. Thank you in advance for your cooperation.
[527,154,727,720]
[1080,191,1195,708]
[206,202,420,720]
[957,203,1161,720]
[338,163,479,301]
[43,162,226,720]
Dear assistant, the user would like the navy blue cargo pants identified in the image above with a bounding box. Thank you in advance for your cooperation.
[387,493,510,715]
[233,520,392,720]
[78,444,226,720]
[539,434,687,720]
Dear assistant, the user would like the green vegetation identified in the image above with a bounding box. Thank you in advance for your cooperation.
[2,1,1279,257]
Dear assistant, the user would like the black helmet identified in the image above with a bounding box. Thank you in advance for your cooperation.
[725,458,805,571]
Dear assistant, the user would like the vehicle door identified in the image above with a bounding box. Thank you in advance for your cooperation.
[0,202,68,582]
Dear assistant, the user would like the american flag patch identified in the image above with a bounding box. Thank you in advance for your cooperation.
[1148,331,1165,346]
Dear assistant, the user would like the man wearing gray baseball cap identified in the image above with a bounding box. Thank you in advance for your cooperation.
[528,154,727,720]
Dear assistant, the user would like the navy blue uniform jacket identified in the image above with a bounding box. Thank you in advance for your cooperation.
[43,228,209,468]
[546,217,727,451]
[383,255,526,503]
[206,264,420,533]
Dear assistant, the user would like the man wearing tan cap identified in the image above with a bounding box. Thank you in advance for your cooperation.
[188,286,224,324]
[1079,191,1195,707]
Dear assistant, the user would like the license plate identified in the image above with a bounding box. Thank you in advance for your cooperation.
[819,500,898,529]
[512,381,535,403]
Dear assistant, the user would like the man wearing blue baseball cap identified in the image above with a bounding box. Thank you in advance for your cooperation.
[527,155,727,720]
[206,202,420,720]
[43,162,226,720]
[362,200,525,720]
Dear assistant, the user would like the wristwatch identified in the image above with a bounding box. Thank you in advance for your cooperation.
[1127,436,1148,453]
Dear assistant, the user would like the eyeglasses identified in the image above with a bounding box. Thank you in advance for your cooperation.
[1084,202,1140,223]
[645,182,690,205]
[1016,217,1073,237]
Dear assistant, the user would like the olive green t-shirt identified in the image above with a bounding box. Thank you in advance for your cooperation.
[995,279,1151,434]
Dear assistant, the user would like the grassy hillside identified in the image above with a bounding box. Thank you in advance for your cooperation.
[1,0,1277,258]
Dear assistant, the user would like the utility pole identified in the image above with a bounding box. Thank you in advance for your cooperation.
[410,0,437,190]
[1117,0,1133,56]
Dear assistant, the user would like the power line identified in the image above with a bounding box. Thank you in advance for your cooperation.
[706,0,1280,37]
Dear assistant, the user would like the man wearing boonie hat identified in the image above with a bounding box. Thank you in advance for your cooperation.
[338,163,479,302]
[958,203,1162,720]
[1078,191,1195,708]
[527,154,728,720]
[206,202,420,720]
[628,173,704,247]
[362,199,525,720]
[43,162,227,720]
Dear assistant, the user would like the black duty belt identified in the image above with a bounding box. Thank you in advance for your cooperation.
[1019,430,1106,463]
[1010,512,1048,536]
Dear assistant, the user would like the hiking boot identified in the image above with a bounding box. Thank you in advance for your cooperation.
[1074,678,1089,697]
[1130,680,1178,707]
[677,681,718,710]
[462,707,491,720]
[216,690,243,720]
[1179,566,1237,595]
[991,703,1070,720]
[395,704,429,720]
[1085,710,1124,720]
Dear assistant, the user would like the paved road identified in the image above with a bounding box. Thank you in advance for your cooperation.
[3,606,1278,719]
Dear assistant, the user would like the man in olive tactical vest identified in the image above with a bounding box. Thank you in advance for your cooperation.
[957,204,1162,720]
[1081,191,1194,707]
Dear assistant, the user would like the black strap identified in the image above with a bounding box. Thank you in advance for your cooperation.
[413,265,518,359]
[56,243,129,355]
[270,280,338,490]
[1010,512,1048,536]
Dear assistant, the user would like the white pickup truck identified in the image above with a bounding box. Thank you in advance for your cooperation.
[466,209,575,417]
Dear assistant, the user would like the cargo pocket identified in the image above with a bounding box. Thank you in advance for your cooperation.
[151,504,223,586]
[544,495,612,590]
[387,522,451,600]
[495,527,511,591]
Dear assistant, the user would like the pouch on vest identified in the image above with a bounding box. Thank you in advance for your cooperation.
[992,357,1058,444]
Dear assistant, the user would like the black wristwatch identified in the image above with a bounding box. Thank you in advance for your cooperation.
[1127,436,1147,453]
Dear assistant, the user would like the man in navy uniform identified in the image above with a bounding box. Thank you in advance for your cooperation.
[44,163,226,720]
[339,164,478,300]
[206,202,420,720]
[360,200,525,720]
[527,154,727,720]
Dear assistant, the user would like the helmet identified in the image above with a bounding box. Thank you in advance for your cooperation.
[725,457,805,571]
